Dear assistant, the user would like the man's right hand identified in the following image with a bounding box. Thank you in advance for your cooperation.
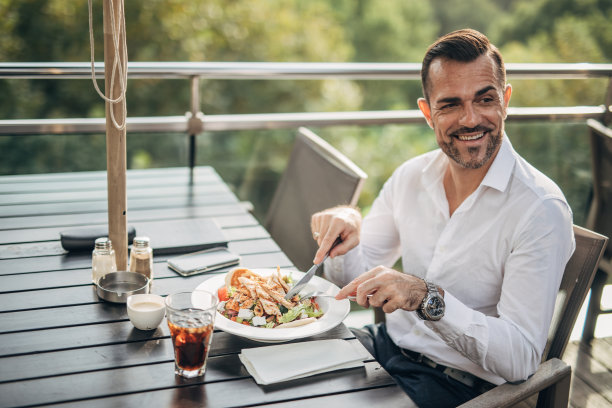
[310,205,362,264]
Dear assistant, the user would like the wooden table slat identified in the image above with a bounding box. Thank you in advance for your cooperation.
[0,326,355,383]
[0,168,218,196]
[0,203,254,231]
[0,181,228,206]
[0,213,257,245]
[0,238,282,276]
[3,292,343,358]
[0,166,215,186]
[0,255,292,313]
[0,223,270,260]
[0,173,222,202]
[259,386,413,408]
[0,189,238,218]
[0,251,292,295]
[0,360,403,408]
[53,383,409,408]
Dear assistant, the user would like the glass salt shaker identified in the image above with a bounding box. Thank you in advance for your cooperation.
[129,236,153,284]
[92,237,117,284]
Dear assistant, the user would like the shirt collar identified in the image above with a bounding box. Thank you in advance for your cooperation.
[481,134,516,192]
[422,148,446,187]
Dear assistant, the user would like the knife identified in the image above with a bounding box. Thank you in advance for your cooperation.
[285,236,342,300]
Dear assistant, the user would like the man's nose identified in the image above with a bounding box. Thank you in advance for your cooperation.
[458,103,480,127]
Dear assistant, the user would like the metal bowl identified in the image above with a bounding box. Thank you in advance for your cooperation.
[96,271,150,303]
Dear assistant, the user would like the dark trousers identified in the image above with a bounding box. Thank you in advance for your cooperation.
[352,323,490,408]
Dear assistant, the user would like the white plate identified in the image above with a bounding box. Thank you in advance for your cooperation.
[195,268,350,343]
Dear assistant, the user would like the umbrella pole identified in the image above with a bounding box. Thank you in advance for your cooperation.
[103,0,127,270]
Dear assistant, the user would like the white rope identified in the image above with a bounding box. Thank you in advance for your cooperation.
[88,0,128,130]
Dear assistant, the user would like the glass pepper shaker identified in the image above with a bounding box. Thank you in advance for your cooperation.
[129,236,153,284]
[92,237,117,284]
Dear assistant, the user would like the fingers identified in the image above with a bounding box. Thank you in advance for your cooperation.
[380,296,404,314]
[335,274,364,300]
[310,213,323,244]
[336,268,428,313]
[311,210,341,246]
[313,232,352,264]
[330,234,358,258]
[311,206,362,264]
[311,214,328,261]
[312,240,330,265]
[335,268,379,300]
[353,267,386,307]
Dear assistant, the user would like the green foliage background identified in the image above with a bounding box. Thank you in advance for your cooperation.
[1,0,611,226]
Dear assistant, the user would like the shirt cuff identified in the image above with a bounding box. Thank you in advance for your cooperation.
[424,292,489,363]
[425,291,473,340]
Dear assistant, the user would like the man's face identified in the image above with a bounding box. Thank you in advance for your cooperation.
[418,54,511,170]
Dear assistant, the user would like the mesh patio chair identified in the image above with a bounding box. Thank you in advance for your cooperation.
[264,127,367,272]
[461,225,607,408]
[582,119,612,345]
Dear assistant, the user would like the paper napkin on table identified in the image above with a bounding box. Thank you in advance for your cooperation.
[239,339,369,385]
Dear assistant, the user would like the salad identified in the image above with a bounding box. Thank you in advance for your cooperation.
[217,267,323,328]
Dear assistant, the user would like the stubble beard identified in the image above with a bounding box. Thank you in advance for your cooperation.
[440,129,502,169]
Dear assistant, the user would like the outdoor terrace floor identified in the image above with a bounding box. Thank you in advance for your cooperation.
[563,337,611,408]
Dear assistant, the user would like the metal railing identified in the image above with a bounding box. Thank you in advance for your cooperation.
[1,62,611,134]
[2,61,612,79]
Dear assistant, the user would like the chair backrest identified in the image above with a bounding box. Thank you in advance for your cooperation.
[586,119,612,259]
[264,127,367,271]
[543,225,607,360]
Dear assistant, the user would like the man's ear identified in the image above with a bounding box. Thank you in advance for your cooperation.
[503,84,512,118]
[417,98,434,129]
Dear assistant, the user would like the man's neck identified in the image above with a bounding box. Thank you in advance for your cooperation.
[443,162,490,216]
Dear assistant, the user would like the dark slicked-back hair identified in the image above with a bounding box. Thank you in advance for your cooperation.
[421,29,505,101]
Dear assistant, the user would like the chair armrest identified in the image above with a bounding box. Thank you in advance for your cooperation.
[458,358,571,408]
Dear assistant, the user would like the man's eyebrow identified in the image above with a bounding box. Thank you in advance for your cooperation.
[476,85,496,96]
[435,85,497,106]
[435,96,461,106]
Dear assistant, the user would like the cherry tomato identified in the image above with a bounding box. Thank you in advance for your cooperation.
[218,286,229,302]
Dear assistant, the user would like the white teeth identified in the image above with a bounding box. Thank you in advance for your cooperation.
[457,132,484,141]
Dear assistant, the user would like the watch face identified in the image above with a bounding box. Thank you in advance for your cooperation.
[425,296,445,319]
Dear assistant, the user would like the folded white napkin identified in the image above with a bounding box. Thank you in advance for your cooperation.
[239,339,369,385]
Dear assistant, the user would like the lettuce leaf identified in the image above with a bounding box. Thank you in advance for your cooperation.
[280,305,305,323]
[304,304,323,318]
[280,303,323,323]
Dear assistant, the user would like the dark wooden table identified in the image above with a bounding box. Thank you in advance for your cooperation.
[0,166,411,407]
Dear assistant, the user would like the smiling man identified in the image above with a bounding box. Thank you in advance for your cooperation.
[310,29,575,408]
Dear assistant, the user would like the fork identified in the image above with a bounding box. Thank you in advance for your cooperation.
[299,291,373,301]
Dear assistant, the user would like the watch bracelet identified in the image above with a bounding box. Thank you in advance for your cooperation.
[418,279,443,321]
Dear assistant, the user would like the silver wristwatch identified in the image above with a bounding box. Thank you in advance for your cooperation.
[416,279,445,321]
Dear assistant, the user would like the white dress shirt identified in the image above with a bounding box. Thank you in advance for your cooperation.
[326,135,575,385]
